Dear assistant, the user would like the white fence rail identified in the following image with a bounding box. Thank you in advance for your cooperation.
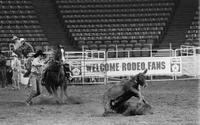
[3,46,199,84]
[65,46,200,84]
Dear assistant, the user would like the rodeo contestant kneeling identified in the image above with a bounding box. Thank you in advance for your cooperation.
[25,50,45,105]
[103,69,152,116]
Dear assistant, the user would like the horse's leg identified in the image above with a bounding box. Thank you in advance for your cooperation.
[63,81,68,99]
[58,80,67,103]
[45,84,53,96]
[60,84,65,103]
[17,71,20,89]
[52,85,62,104]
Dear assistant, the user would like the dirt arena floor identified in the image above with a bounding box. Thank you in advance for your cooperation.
[0,79,199,125]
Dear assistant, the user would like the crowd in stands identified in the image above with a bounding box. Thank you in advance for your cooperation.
[1,0,199,56]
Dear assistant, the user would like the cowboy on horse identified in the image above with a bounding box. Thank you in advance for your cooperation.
[41,45,71,103]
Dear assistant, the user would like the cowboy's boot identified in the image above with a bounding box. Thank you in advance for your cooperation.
[25,91,40,105]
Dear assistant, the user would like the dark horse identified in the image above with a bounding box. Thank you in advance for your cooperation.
[43,45,69,103]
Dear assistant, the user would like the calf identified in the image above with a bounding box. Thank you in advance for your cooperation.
[103,69,149,116]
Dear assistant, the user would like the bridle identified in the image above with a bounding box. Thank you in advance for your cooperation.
[52,47,65,65]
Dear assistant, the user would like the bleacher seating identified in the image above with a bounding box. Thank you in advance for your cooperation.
[185,7,200,46]
[54,0,178,51]
[0,0,48,51]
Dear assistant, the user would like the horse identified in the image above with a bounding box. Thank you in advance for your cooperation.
[43,45,69,103]
[103,69,149,116]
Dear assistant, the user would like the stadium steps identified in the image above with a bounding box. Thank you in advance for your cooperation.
[160,0,198,49]
[31,0,74,50]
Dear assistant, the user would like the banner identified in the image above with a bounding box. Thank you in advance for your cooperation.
[181,55,199,76]
[83,57,182,77]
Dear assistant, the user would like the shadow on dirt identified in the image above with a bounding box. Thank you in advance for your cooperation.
[32,95,84,105]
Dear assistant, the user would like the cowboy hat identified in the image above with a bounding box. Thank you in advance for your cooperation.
[33,50,45,58]
[20,38,26,42]
[57,44,64,48]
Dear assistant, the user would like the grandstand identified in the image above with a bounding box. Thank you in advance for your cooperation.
[0,0,48,51]
[185,6,200,46]
[55,0,178,51]
[0,0,199,52]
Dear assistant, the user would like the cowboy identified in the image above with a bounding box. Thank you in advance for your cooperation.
[24,52,35,77]
[11,35,26,58]
[24,52,35,88]
[11,52,21,89]
[103,70,149,116]
[25,50,45,105]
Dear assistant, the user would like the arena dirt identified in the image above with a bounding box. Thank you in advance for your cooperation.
[0,79,199,125]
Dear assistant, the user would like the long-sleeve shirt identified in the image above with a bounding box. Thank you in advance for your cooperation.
[31,57,44,75]
[11,58,21,72]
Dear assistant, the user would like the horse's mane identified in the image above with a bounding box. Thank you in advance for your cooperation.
[46,48,63,72]
[50,48,62,62]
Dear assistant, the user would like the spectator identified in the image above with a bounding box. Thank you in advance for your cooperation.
[0,51,7,88]
[6,66,13,85]
[11,53,21,89]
